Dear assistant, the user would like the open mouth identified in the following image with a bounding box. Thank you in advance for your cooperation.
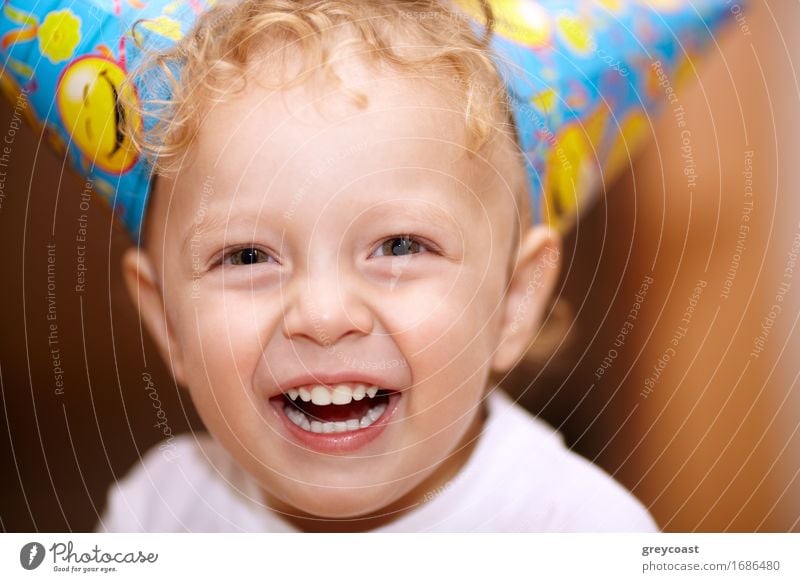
[271,383,397,436]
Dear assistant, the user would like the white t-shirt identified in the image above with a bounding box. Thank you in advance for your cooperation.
[96,389,659,532]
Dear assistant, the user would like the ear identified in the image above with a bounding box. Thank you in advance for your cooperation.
[121,247,187,387]
[491,225,562,373]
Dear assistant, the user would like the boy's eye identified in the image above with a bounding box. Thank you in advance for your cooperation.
[225,247,273,266]
[372,235,429,258]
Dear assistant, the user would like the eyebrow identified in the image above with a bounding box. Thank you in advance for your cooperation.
[362,199,460,227]
[179,210,258,257]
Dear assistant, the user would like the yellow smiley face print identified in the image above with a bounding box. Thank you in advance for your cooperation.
[56,55,140,174]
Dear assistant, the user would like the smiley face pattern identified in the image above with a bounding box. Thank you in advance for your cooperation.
[0,0,211,237]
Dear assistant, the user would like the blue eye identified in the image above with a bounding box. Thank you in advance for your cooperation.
[225,247,273,266]
[372,235,429,258]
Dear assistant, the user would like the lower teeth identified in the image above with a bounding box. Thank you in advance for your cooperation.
[284,402,387,433]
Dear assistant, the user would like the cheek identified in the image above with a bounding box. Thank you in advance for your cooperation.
[393,265,503,364]
[385,259,502,334]
[392,274,502,422]
[177,307,276,451]
[174,297,269,410]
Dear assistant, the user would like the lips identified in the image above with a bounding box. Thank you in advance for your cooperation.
[267,380,402,454]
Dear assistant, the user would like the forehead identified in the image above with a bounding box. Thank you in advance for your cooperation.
[201,57,465,168]
[165,49,519,233]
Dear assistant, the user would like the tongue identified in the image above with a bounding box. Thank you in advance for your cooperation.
[294,398,378,423]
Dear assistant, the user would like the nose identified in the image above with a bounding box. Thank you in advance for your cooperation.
[281,267,374,347]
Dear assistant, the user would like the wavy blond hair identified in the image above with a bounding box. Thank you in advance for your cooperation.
[124,1,523,191]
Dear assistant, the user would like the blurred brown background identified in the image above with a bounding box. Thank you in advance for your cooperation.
[1,1,799,532]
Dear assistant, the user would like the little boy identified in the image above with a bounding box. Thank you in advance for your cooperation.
[93,0,659,532]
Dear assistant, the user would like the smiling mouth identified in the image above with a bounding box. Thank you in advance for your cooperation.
[273,383,394,434]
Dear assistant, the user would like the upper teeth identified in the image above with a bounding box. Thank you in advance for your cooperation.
[286,383,380,405]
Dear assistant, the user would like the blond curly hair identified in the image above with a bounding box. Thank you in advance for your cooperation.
[122,0,533,222]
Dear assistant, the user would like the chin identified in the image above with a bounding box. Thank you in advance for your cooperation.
[279,472,414,518]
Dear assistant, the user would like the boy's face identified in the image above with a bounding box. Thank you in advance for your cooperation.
[128,52,560,524]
